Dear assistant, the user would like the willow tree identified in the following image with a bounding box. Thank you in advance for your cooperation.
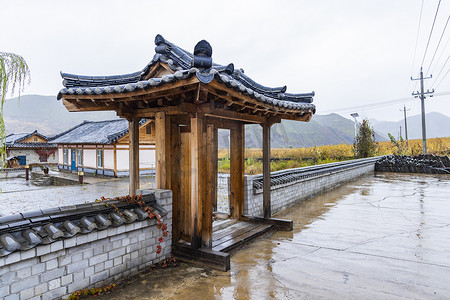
[1,52,31,166]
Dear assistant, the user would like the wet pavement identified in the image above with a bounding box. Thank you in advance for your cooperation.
[0,170,155,216]
[96,172,450,299]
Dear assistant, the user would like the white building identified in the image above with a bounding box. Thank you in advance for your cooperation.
[5,131,57,167]
[50,119,155,176]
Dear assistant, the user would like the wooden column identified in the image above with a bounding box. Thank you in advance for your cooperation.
[128,117,140,196]
[170,122,181,242]
[180,130,192,240]
[262,122,271,219]
[190,115,207,248]
[230,122,244,220]
[204,124,217,248]
[155,112,171,189]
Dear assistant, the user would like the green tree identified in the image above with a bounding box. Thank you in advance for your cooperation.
[353,119,377,158]
[388,133,408,155]
[1,52,31,166]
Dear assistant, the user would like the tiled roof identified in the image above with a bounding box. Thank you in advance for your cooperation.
[5,131,55,149]
[6,143,56,149]
[0,194,165,257]
[50,119,148,145]
[58,34,315,113]
[6,131,49,144]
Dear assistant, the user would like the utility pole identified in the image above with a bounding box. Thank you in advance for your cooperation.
[411,67,434,154]
[400,105,410,146]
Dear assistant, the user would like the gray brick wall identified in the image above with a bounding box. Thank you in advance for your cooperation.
[0,189,172,300]
[244,164,375,217]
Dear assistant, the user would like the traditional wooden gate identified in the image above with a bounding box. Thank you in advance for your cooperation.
[57,34,315,269]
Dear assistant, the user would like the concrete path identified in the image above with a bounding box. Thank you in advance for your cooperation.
[0,170,155,216]
[97,172,450,299]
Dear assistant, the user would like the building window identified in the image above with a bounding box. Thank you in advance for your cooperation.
[146,124,152,135]
[77,149,83,166]
[97,149,103,168]
[63,148,68,164]
[33,137,38,142]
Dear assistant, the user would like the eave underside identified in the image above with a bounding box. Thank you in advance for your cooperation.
[61,78,313,124]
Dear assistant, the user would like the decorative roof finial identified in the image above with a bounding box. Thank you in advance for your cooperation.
[193,40,212,69]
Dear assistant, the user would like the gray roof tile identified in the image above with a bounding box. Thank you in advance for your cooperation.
[58,34,315,114]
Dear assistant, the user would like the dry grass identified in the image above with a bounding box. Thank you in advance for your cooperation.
[217,137,450,174]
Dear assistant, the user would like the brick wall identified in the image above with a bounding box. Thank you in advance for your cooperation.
[0,190,172,300]
[244,164,375,217]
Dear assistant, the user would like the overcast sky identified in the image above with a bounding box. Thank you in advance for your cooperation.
[2,0,450,122]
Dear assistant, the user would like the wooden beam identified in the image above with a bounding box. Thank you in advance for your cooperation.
[209,126,218,211]
[241,215,293,231]
[62,76,200,102]
[172,242,230,271]
[155,112,170,189]
[204,107,266,124]
[128,117,140,196]
[195,84,209,104]
[190,115,207,249]
[204,124,217,248]
[230,122,245,220]
[170,122,181,242]
[262,122,271,219]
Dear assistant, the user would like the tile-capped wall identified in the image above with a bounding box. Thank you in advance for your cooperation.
[0,189,172,300]
[244,162,376,217]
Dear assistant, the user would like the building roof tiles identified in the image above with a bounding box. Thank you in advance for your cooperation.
[58,34,315,114]
[49,119,148,145]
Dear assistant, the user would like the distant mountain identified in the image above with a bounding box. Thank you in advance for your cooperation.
[372,112,450,140]
[219,113,387,148]
[4,95,118,136]
[5,95,447,149]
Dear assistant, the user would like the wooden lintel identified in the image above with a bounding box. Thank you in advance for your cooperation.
[205,107,266,124]
[205,117,240,130]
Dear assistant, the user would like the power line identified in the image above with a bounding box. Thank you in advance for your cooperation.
[425,14,450,75]
[431,52,450,87]
[421,0,441,68]
[411,0,425,77]
[319,91,450,114]
[435,66,450,89]
[429,31,450,77]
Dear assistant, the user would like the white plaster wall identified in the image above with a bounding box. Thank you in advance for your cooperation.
[117,150,129,170]
[104,149,114,169]
[84,149,96,168]
[139,149,155,169]
[58,148,63,164]
[8,149,57,165]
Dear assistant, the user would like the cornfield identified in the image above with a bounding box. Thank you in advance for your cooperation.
[218,137,450,174]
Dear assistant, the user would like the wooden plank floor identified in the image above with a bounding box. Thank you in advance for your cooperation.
[212,221,273,253]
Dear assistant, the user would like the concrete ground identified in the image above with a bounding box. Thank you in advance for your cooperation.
[96,172,450,300]
[0,170,155,216]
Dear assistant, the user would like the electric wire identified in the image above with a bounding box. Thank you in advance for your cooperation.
[411,0,425,77]
[435,67,450,88]
[431,53,450,87]
[425,14,450,75]
[319,91,450,114]
[421,0,442,68]
[429,32,450,77]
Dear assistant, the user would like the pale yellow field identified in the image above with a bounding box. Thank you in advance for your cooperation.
[217,137,450,174]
